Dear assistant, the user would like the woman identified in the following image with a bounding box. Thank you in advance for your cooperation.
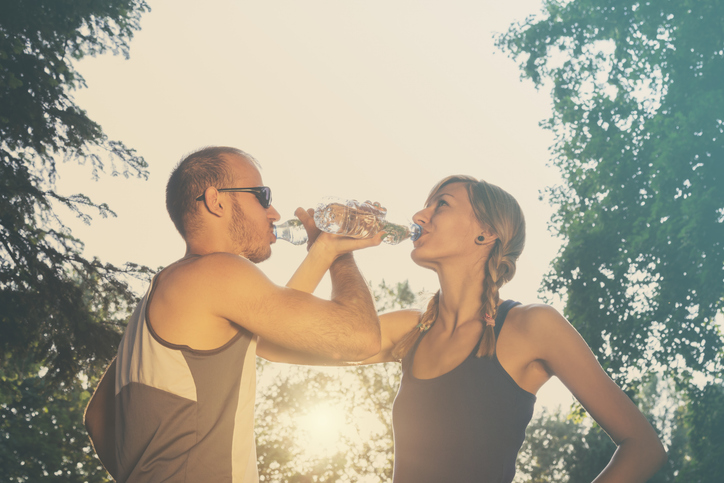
[260,175,667,482]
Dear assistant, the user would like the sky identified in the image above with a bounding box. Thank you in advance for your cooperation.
[57,0,573,409]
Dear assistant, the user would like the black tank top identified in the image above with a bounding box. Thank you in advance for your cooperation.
[391,300,535,483]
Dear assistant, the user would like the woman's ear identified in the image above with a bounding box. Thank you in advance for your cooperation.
[475,230,498,246]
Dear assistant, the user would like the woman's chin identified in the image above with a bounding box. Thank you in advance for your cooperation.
[410,249,435,270]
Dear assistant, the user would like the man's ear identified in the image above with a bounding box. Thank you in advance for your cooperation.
[201,186,225,217]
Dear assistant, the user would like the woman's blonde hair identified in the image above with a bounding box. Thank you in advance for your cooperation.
[391,175,526,360]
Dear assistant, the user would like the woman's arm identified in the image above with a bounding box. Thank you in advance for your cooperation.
[527,305,667,483]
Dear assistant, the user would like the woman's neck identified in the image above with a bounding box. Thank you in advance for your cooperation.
[434,261,487,331]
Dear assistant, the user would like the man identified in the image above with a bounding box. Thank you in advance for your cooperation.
[84,146,382,482]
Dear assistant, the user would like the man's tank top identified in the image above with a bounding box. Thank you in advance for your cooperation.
[114,275,259,483]
[392,300,535,483]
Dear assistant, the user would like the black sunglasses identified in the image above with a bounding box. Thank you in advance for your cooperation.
[195,186,272,209]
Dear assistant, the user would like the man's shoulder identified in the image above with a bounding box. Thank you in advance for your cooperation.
[147,253,271,346]
[155,253,265,298]
[164,252,255,277]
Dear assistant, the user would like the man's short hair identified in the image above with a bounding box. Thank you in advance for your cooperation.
[166,146,256,237]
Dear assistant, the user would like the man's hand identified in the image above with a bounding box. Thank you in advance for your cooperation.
[295,207,322,250]
[295,206,384,260]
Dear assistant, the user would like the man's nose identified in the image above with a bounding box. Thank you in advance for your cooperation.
[268,205,281,222]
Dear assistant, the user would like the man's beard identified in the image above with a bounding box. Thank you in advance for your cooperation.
[230,199,271,263]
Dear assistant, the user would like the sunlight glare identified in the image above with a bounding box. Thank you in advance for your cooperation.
[295,403,348,459]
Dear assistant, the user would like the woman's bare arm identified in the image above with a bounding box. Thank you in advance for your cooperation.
[527,305,667,482]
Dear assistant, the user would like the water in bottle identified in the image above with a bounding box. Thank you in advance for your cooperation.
[273,219,308,245]
[380,220,422,245]
[274,198,421,245]
[314,198,386,239]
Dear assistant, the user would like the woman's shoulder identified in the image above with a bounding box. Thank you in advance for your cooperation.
[504,302,572,337]
[502,303,584,365]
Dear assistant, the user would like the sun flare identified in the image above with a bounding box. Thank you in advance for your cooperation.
[295,403,348,459]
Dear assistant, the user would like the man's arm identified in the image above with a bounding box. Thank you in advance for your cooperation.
[257,207,416,365]
[186,232,383,361]
[256,308,420,365]
[84,358,117,479]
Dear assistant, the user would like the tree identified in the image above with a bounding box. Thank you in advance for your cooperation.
[514,408,616,483]
[675,380,724,481]
[0,0,151,390]
[0,363,112,482]
[497,0,724,476]
[499,0,723,388]
[0,1,150,480]
[515,375,690,483]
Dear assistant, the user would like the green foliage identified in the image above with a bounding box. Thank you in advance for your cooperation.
[0,366,111,483]
[497,0,724,478]
[373,279,417,313]
[675,380,724,481]
[0,1,150,481]
[515,409,617,483]
[514,374,705,483]
[498,0,724,387]
[0,0,152,389]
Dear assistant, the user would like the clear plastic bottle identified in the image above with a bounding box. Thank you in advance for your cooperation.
[379,220,422,245]
[274,198,421,246]
[314,198,386,239]
[273,219,308,245]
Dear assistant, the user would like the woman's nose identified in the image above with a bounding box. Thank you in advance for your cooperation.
[413,207,430,226]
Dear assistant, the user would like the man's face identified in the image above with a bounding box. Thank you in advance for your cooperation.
[225,155,280,262]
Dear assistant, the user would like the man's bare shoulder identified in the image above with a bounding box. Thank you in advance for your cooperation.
[159,253,262,284]
[148,253,278,348]
[152,253,274,311]
[180,252,255,271]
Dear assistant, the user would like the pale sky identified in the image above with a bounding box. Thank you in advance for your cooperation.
[57,0,572,408]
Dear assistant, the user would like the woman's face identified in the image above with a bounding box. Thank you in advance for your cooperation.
[410,182,485,269]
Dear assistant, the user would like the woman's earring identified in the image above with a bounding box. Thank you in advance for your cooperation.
[476,235,485,244]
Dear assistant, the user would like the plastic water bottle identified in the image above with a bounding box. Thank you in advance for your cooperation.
[273,219,308,245]
[273,198,421,246]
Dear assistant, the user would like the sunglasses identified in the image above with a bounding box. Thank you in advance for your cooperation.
[195,186,272,209]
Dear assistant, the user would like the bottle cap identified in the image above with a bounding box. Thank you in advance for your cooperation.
[410,223,422,241]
